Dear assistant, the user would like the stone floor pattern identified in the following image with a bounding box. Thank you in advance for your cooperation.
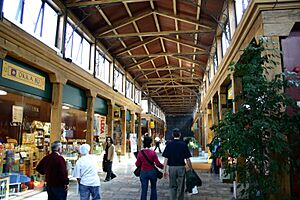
[10,154,233,200]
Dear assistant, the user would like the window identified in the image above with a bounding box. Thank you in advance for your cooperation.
[95,50,111,85]
[65,22,91,72]
[125,80,133,100]
[222,21,230,57]
[213,52,218,73]
[3,0,59,48]
[235,0,249,25]
[134,88,141,105]
[113,67,123,93]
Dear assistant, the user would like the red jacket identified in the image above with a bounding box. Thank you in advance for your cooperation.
[135,149,163,171]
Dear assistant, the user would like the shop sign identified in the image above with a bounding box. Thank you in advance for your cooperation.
[2,61,45,90]
[149,121,155,129]
[113,107,120,120]
[100,115,106,137]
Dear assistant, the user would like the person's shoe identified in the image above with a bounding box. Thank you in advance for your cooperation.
[104,178,111,182]
[111,174,117,180]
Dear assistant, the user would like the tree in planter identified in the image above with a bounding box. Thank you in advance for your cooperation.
[208,38,300,199]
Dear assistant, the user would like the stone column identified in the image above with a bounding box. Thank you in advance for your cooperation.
[86,90,96,153]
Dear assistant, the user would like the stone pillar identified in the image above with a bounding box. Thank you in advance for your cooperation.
[86,90,96,153]
[49,74,66,143]
[120,107,127,155]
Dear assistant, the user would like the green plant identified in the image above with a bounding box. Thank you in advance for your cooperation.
[185,137,200,149]
[208,37,300,199]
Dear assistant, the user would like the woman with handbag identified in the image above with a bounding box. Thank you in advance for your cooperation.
[103,136,117,182]
[135,136,164,200]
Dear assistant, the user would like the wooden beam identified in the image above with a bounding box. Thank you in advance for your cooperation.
[141,77,201,82]
[114,37,159,56]
[126,57,160,70]
[170,55,206,69]
[117,51,208,58]
[150,94,196,97]
[98,29,214,38]
[162,36,207,51]
[131,65,198,72]
[154,10,213,30]
[96,10,153,36]
[67,0,152,8]
[144,84,199,88]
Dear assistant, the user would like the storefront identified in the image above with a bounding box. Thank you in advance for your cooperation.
[0,56,51,191]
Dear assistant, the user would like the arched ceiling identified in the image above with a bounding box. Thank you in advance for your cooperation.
[63,0,226,115]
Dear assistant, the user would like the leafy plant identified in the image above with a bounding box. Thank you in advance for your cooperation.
[208,37,300,199]
[185,137,201,149]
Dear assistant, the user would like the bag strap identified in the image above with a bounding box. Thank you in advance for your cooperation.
[141,150,155,168]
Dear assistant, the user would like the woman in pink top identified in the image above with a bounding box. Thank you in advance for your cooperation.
[135,136,164,200]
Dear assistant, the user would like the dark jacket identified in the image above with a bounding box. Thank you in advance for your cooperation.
[36,152,69,187]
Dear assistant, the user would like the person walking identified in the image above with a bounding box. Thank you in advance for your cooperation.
[153,135,162,153]
[36,141,69,200]
[103,136,117,182]
[162,128,193,200]
[135,136,164,200]
[72,144,101,200]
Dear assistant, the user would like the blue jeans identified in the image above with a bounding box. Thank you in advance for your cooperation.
[46,186,67,200]
[140,169,157,200]
[79,184,101,200]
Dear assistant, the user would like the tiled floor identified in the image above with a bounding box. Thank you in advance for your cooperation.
[9,153,234,200]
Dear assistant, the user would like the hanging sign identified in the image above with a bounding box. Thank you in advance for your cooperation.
[100,115,106,137]
[12,105,23,123]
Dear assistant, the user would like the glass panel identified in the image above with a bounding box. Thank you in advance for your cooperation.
[42,3,58,47]
[22,0,42,33]
[3,0,23,23]
[82,38,91,71]
[65,23,73,58]
[222,22,230,57]
[72,31,82,65]
[235,0,249,25]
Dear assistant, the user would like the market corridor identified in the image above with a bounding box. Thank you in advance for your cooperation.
[11,154,233,200]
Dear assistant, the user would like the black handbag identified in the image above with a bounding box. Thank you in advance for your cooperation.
[102,160,109,172]
[133,166,141,177]
[140,150,163,179]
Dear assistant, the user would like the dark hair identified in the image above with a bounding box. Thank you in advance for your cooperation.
[172,128,181,138]
[106,136,114,144]
[51,141,62,152]
[143,136,152,148]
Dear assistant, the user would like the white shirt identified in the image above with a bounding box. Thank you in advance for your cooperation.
[72,154,100,186]
[155,137,160,142]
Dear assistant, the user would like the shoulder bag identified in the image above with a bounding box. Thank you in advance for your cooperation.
[140,150,163,179]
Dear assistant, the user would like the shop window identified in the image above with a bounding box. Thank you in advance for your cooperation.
[235,0,249,26]
[65,22,91,72]
[0,92,51,144]
[95,50,111,85]
[61,106,87,140]
[3,0,59,49]
[113,67,124,94]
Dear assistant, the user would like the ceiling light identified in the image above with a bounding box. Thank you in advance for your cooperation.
[0,90,7,95]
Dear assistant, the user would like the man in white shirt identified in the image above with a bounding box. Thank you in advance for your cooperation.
[73,144,101,200]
